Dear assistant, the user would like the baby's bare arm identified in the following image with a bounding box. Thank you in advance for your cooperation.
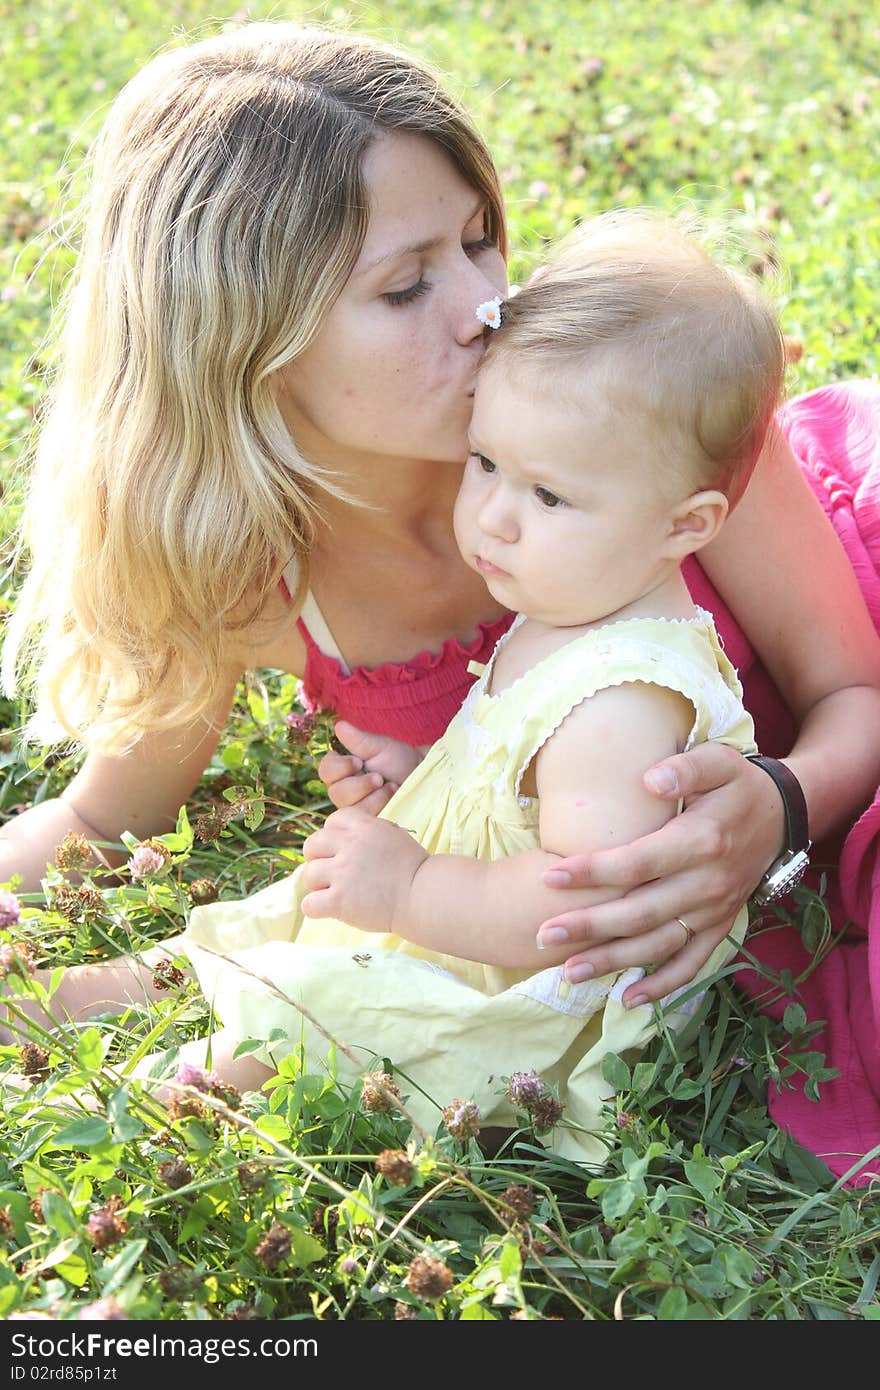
[402,683,692,968]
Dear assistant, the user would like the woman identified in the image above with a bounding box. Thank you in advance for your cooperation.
[2,23,880,1177]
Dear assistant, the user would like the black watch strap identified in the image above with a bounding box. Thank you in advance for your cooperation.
[744,755,810,853]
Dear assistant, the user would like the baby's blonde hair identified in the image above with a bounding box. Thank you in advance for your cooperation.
[486,209,785,504]
[4,22,505,752]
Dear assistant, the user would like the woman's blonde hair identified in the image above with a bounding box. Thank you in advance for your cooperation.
[4,22,506,752]
[486,209,784,505]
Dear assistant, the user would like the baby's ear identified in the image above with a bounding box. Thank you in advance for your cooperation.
[666,490,729,558]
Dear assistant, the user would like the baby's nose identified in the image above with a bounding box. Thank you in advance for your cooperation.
[478,486,519,542]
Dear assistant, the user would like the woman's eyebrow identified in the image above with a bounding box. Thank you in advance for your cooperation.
[357,200,486,276]
[358,235,440,275]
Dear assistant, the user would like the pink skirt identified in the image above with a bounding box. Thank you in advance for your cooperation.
[685,382,880,1185]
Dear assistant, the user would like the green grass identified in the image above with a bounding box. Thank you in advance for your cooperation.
[1,0,879,1321]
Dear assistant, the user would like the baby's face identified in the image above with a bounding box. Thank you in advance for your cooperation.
[453,361,683,627]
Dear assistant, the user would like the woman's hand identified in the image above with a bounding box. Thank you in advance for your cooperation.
[317,720,424,815]
[300,806,427,933]
[538,744,785,1005]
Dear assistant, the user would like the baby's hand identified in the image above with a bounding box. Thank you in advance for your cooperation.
[317,721,423,816]
[300,806,427,934]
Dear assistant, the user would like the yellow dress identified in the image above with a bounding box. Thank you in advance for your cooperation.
[184,609,756,1165]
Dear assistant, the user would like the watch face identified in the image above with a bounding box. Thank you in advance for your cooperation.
[759,851,810,905]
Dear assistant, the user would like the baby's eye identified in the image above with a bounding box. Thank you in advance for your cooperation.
[474,453,497,474]
[534,486,565,508]
[383,278,431,306]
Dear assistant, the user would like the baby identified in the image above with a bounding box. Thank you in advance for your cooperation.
[179,210,781,1162]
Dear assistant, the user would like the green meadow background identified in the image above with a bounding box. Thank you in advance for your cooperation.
[0,0,878,1321]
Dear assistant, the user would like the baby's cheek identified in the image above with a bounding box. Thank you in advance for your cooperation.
[452,478,476,550]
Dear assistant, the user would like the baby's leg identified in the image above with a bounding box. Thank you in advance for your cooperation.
[0,946,188,1046]
[2,1027,274,1117]
[131,1028,275,1102]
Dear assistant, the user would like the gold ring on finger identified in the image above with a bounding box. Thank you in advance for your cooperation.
[676,917,694,948]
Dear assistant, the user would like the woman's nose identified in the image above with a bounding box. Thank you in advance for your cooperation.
[454,257,507,348]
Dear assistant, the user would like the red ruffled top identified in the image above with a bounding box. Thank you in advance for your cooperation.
[292,609,515,747]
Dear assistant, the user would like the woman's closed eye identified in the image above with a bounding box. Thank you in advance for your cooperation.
[464,234,496,258]
[383,278,431,307]
[383,225,496,306]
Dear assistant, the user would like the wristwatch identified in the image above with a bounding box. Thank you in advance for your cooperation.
[745,755,811,906]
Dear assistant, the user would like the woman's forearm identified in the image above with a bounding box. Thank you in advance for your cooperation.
[781,685,880,842]
[0,693,234,894]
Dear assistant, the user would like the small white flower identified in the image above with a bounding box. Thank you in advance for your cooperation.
[475,295,503,329]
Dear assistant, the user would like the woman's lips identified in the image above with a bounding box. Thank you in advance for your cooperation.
[475,555,511,578]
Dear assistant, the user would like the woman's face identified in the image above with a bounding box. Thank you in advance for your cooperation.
[276,130,508,470]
